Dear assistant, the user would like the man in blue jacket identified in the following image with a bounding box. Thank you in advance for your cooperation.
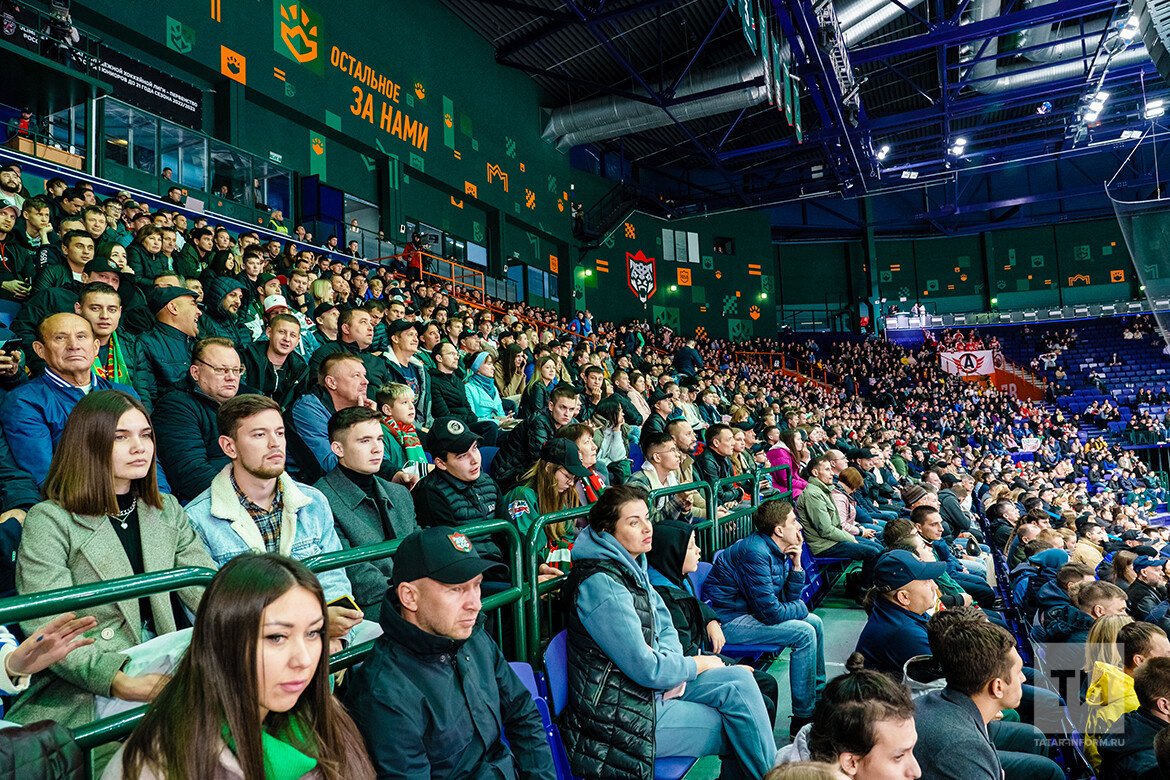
[854,548,946,675]
[704,500,825,735]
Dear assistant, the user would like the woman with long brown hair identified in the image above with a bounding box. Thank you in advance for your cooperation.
[10,390,216,728]
[105,554,374,780]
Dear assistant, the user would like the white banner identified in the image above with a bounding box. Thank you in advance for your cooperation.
[940,350,995,377]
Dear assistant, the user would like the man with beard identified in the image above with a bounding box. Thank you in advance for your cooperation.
[0,165,24,211]
[199,276,253,347]
[184,393,363,653]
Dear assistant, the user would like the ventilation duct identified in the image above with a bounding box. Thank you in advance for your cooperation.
[543,0,923,149]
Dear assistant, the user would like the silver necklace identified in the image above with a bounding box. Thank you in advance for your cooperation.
[111,497,137,530]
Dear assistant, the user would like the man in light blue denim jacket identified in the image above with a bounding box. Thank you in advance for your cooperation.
[185,394,362,649]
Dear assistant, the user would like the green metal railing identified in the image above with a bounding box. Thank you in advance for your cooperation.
[1,466,797,764]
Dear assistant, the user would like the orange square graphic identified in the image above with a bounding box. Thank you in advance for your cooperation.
[549,255,559,273]
[220,45,247,84]
[1110,269,1125,283]
[677,267,692,286]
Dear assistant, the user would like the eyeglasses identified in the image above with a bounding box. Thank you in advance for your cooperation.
[195,359,246,377]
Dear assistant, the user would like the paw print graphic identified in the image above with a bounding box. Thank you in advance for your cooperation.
[414,82,426,100]
[749,305,761,320]
[311,137,324,155]
[226,55,241,75]
[444,113,454,128]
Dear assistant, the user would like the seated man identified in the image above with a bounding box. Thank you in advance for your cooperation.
[429,339,498,445]
[913,505,999,610]
[152,338,246,503]
[914,612,1062,780]
[314,407,419,621]
[240,312,311,411]
[854,549,946,675]
[491,383,578,490]
[184,394,361,651]
[198,276,252,347]
[626,431,694,524]
[0,313,136,491]
[667,418,708,518]
[413,416,507,571]
[1128,556,1169,623]
[133,286,202,411]
[693,424,749,510]
[344,526,556,778]
[1037,579,1128,645]
[1033,563,1108,642]
[704,501,825,735]
[1099,656,1170,779]
[287,352,375,483]
[795,454,883,585]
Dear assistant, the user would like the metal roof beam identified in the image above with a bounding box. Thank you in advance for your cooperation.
[496,0,679,62]
[849,0,1116,65]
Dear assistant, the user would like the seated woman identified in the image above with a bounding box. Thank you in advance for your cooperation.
[645,520,779,725]
[774,653,919,780]
[505,439,593,569]
[556,423,610,496]
[563,484,775,779]
[495,344,529,405]
[104,554,375,779]
[518,355,558,419]
[11,390,217,728]
[626,372,653,425]
[832,468,882,536]
[766,429,808,498]
[587,401,631,485]
[464,352,514,431]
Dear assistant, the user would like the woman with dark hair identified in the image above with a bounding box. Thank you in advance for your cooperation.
[776,653,920,779]
[10,390,217,728]
[562,484,775,779]
[496,344,528,402]
[126,225,168,282]
[505,439,593,569]
[766,429,808,498]
[105,554,375,780]
[645,520,779,725]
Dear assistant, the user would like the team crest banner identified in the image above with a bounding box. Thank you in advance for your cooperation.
[626,250,657,304]
[940,350,995,377]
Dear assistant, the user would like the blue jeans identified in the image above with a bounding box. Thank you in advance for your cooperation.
[722,612,825,718]
[989,720,1063,780]
[656,664,776,779]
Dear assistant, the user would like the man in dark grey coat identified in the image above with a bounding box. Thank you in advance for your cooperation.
[315,406,419,621]
[914,609,1062,780]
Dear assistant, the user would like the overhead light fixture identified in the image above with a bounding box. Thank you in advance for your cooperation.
[876,144,890,161]
[1095,90,1111,101]
[1089,100,1105,112]
[1121,129,1143,140]
[900,170,919,180]
[1146,105,1165,119]
[1084,111,1100,122]
[954,137,968,147]
[1036,100,1052,115]
[1121,15,1140,40]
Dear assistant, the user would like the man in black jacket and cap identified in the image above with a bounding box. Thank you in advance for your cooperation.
[344,525,556,779]
[1129,556,1170,622]
[133,286,201,410]
[1099,656,1170,779]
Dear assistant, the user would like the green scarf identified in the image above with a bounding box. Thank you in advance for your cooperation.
[93,330,132,384]
[221,718,318,780]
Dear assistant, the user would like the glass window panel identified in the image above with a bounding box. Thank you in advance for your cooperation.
[687,231,700,263]
[547,272,559,301]
[208,140,250,204]
[662,228,675,262]
[128,107,158,174]
[674,232,688,264]
[103,100,131,168]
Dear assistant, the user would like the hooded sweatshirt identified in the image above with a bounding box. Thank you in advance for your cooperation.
[571,525,696,692]
[1085,661,1138,770]
[199,276,253,347]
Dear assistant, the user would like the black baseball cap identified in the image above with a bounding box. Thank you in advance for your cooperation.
[853,448,877,460]
[648,388,672,405]
[541,438,590,479]
[426,416,481,459]
[386,318,415,337]
[873,549,946,592]
[1134,555,1165,573]
[83,258,123,276]
[391,526,505,586]
[147,286,197,314]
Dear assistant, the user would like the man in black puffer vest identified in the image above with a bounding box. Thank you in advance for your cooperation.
[345,526,556,779]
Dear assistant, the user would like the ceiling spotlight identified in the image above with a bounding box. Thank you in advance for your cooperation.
[1121,15,1140,40]
[954,137,968,147]
[1146,104,1165,119]
[1121,129,1143,140]
[876,144,890,160]
[1095,90,1111,101]
[1084,111,1099,122]
[1088,100,1104,112]
[900,170,919,180]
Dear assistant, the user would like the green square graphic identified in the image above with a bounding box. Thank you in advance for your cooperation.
[166,17,194,54]
[691,287,706,304]
[274,0,324,74]
[1030,255,1045,268]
